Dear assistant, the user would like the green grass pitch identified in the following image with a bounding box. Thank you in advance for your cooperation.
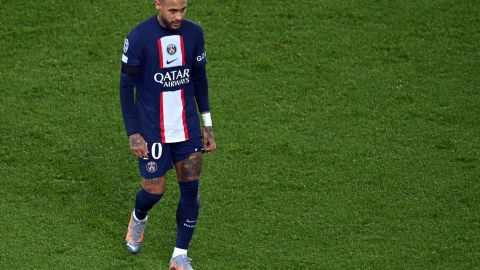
[0,0,479,269]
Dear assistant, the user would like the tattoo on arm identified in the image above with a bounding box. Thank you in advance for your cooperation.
[129,134,144,147]
[205,127,214,140]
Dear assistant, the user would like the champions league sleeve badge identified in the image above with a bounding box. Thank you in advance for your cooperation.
[123,39,129,53]
[122,39,130,63]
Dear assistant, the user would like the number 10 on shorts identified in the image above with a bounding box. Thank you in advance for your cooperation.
[151,142,163,159]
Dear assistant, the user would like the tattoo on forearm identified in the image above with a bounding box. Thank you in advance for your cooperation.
[182,153,202,178]
[205,127,214,139]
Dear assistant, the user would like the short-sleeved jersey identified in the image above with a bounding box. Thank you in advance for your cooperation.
[122,16,207,144]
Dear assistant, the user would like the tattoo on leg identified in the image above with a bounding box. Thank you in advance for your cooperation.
[143,177,163,186]
[181,153,202,179]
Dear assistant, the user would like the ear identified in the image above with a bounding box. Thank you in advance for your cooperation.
[154,0,162,11]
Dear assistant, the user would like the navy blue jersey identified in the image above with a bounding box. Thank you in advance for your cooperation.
[121,16,208,143]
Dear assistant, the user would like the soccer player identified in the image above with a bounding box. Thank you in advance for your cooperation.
[119,0,216,269]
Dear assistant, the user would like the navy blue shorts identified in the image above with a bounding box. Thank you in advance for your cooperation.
[138,137,204,179]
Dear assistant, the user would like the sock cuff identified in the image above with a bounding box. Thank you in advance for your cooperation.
[140,187,164,199]
[178,180,199,190]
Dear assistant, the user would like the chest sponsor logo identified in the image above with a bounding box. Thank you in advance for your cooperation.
[154,68,190,87]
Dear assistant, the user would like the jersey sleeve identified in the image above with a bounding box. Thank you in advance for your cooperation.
[121,29,144,66]
[119,29,143,136]
[192,25,210,113]
[120,73,140,135]
[193,26,207,67]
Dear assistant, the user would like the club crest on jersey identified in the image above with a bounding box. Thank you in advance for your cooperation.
[167,44,177,55]
[146,161,157,173]
[123,39,129,53]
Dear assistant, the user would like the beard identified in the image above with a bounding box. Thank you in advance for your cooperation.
[160,15,182,30]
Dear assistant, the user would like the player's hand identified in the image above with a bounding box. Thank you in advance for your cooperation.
[202,126,216,154]
[129,133,149,159]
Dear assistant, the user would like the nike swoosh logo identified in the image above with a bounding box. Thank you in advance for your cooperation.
[126,241,138,249]
[166,59,177,64]
[186,219,197,223]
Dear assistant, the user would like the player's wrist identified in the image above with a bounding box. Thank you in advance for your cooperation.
[201,112,212,127]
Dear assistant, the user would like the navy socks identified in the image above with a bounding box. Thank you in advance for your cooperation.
[175,180,200,249]
[134,188,163,220]
[133,181,200,250]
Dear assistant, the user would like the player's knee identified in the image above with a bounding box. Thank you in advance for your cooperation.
[141,176,166,194]
[143,185,164,194]
[180,152,202,181]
